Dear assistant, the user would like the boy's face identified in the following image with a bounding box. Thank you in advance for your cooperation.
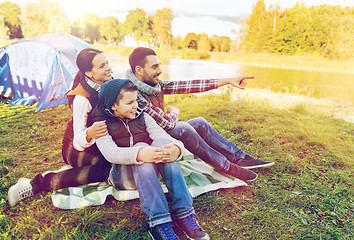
[111,90,138,119]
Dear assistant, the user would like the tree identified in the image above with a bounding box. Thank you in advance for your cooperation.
[150,8,173,48]
[197,33,211,52]
[21,0,70,38]
[100,17,120,44]
[172,36,184,50]
[124,8,149,44]
[0,2,23,39]
[243,0,267,51]
[82,12,102,43]
[184,32,198,50]
[0,15,7,39]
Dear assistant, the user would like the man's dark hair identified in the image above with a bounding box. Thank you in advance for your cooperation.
[129,47,157,74]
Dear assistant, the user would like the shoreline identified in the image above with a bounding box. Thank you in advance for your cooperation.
[193,87,354,124]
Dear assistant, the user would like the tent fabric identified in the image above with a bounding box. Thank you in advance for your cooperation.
[0,33,92,112]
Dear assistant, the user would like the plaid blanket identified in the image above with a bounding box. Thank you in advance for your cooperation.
[51,155,246,209]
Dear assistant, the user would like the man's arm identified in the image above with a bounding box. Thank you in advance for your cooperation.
[137,93,178,131]
[160,76,254,94]
[161,79,219,95]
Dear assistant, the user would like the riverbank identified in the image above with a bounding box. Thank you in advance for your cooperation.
[1,91,352,239]
[95,44,354,74]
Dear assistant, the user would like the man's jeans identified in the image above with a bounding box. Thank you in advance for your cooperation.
[167,117,246,172]
[109,138,194,227]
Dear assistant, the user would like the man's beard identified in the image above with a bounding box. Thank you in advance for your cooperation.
[143,70,159,86]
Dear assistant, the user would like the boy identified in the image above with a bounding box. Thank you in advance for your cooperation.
[92,79,210,240]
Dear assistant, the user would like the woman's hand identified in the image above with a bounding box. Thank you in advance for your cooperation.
[86,120,108,142]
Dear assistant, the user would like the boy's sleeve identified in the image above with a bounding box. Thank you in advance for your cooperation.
[143,113,185,160]
[96,134,144,165]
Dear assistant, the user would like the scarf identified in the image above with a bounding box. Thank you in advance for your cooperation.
[126,69,161,94]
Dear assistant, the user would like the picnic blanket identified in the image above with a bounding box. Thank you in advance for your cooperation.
[51,155,247,209]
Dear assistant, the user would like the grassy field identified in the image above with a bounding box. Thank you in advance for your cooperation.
[0,87,353,239]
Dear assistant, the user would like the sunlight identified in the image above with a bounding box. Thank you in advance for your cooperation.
[59,0,99,20]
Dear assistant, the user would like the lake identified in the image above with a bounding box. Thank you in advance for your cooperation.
[109,56,354,108]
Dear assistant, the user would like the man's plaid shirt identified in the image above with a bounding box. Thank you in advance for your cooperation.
[137,79,218,131]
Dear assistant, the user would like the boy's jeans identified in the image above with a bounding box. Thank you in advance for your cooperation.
[167,117,246,172]
[109,138,194,227]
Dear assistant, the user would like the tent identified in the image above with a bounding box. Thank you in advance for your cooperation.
[0,33,92,112]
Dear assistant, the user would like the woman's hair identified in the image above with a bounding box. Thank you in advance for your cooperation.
[116,82,138,103]
[129,47,156,74]
[72,48,103,90]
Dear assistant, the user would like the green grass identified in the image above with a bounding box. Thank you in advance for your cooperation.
[0,89,353,239]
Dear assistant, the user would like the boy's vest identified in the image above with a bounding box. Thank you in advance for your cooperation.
[92,104,152,147]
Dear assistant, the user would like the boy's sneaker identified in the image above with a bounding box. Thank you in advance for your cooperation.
[226,163,258,182]
[8,178,34,207]
[237,154,275,170]
[149,222,180,240]
[175,214,210,240]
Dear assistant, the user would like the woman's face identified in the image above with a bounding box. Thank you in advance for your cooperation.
[85,53,112,85]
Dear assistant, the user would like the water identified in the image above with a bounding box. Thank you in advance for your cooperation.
[109,56,354,107]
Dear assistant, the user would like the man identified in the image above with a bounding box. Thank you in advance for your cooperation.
[126,47,274,182]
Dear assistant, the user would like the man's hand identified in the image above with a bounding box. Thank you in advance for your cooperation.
[167,106,180,116]
[218,76,255,90]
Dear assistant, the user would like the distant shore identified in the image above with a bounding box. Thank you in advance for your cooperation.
[96,44,354,74]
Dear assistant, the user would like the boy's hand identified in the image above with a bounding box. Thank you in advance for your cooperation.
[137,146,165,163]
[154,143,181,163]
[86,120,108,142]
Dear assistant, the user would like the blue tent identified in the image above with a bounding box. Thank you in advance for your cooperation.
[0,33,92,112]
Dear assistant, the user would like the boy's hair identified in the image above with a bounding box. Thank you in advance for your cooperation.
[129,47,157,74]
[115,82,138,104]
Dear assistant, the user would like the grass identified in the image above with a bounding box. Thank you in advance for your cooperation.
[0,88,353,239]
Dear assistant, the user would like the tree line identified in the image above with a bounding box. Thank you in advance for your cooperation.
[0,0,233,53]
[0,0,353,59]
[241,0,354,59]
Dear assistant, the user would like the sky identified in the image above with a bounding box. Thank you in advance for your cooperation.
[6,0,354,38]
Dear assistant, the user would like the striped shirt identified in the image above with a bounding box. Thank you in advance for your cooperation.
[137,79,218,130]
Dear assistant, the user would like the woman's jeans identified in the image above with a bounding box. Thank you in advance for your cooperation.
[167,117,246,172]
[109,138,194,227]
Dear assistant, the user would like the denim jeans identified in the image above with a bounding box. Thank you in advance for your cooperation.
[109,138,194,227]
[167,117,246,172]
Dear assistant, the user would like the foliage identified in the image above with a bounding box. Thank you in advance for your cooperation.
[150,8,174,48]
[0,2,23,39]
[124,8,150,45]
[242,0,354,59]
[100,17,121,44]
[20,0,70,38]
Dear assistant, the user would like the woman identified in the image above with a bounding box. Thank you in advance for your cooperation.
[8,48,113,207]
